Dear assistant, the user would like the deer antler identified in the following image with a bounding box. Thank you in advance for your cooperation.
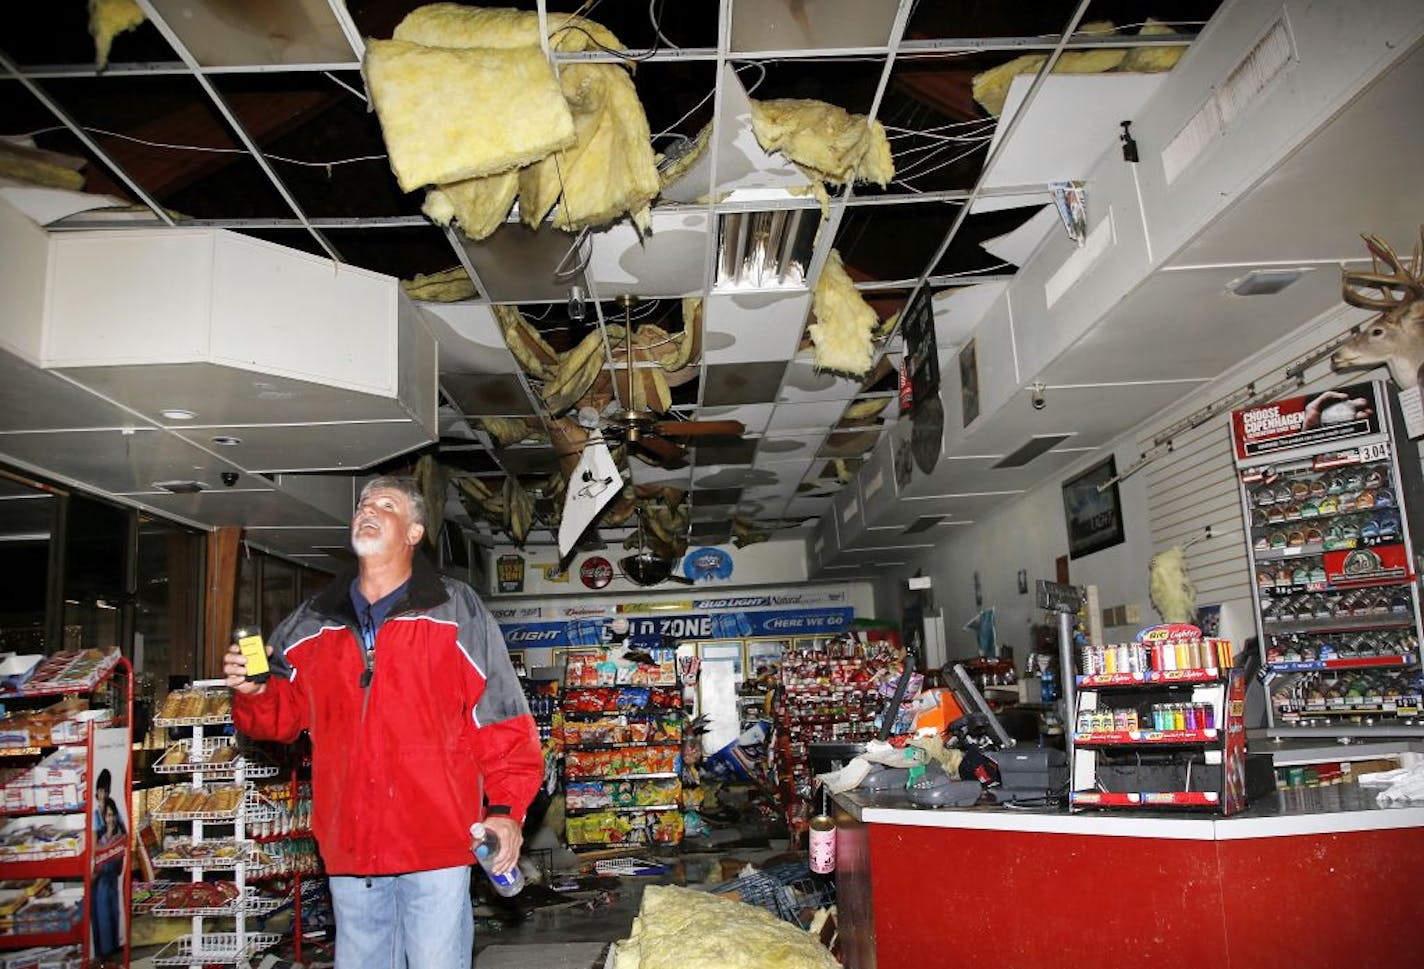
[1343,231,1424,309]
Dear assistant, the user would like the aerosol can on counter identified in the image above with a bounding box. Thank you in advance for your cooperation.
[471,822,525,896]
[808,787,836,875]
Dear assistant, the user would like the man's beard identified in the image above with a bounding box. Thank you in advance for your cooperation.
[351,532,384,557]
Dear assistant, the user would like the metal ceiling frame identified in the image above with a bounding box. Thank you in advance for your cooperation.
[0,0,1207,545]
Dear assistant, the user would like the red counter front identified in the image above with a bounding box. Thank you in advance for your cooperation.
[837,792,1424,969]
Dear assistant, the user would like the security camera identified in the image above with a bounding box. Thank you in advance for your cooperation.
[1030,382,1047,411]
[221,471,239,487]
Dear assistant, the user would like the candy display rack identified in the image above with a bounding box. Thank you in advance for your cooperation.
[0,649,132,968]
[1230,380,1424,737]
[148,680,281,967]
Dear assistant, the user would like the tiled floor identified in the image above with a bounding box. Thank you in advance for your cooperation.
[130,839,790,968]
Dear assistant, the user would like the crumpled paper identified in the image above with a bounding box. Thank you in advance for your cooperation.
[814,740,927,794]
[1358,756,1424,803]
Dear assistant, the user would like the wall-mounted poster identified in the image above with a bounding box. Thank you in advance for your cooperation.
[959,338,979,427]
[496,554,525,593]
[1062,456,1125,559]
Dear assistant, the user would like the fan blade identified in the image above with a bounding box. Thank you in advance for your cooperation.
[665,573,695,586]
[637,435,687,463]
[651,420,745,438]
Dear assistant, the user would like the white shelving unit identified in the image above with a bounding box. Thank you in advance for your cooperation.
[148,681,281,968]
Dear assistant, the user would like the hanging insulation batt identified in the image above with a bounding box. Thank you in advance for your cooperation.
[89,0,145,69]
[972,22,1126,117]
[422,168,520,240]
[613,884,837,969]
[364,39,575,191]
[518,62,661,233]
[750,98,894,187]
[809,249,878,376]
[395,3,660,237]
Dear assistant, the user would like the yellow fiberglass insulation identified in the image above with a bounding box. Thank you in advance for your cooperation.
[750,98,894,187]
[393,3,622,53]
[1119,19,1188,73]
[423,169,519,240]
[613,885,837,969]
[517,62,661,233]
[401,267,477,302]
[364,39,575,192]
[809,250,877,377]
[89,0,145,70]
[972,22,1125,117]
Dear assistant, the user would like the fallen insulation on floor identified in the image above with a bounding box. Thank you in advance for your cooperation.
[611,885,838,969]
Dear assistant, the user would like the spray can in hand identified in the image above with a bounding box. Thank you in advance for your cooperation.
[470,822,525,897]
[808,787,836,875]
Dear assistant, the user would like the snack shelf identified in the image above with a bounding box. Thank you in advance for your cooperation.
[0,854,85,880]
[1076,668,1225,688]
[0,803,84,817]
[566,803,678,815]
[151,931,282,966]
[1075,728,1218,746]
[1262,615,1415,635]
[151,713,233,728]
[152,791,278,824]
[0,925,84,947]
[151,887,284,918]
[563,742,681,751]
[1266,655,1416,672]
[254,828,312,844]
[1071,791,1221,807]
[151,840,256,870]
[0,652,122,699]
[565,771,679,782]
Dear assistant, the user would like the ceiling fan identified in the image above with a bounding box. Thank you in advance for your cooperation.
[619,507,695,587]
[586,295,745,467]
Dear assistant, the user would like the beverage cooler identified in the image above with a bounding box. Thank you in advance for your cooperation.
[1231,380,1424,736]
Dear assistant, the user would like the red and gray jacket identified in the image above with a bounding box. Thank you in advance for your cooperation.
[232,554,541,876]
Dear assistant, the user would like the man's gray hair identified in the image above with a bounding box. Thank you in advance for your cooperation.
[360,476,427,530]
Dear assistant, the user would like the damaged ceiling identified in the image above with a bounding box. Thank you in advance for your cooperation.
[0,0,1246,572]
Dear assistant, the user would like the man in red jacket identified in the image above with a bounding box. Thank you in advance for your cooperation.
[224,476,541,969]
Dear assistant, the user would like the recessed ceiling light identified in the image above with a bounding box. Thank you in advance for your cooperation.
[1226,268,1312,297]
[210,436,243,446]
[159,408,197,421]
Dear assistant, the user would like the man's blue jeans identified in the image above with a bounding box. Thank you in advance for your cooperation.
[328,865,473,969]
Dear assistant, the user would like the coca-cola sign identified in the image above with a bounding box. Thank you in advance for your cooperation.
[579,556,613,590]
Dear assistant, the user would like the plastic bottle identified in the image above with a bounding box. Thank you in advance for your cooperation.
[808,787,836,875]
[470,823,524,896]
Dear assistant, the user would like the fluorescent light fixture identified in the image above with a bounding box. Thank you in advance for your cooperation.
[159,408,197,420]
[210,436,243,446]
[1226,268,1312,296]
[715,209,817,289]
[993,434,1073,468]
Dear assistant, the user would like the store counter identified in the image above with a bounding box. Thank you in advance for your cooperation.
[833,785,1424,969]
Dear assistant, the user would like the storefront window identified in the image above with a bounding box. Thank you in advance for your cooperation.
[261,558,297,639]
[134,515,204,691]
[0,477,54,653]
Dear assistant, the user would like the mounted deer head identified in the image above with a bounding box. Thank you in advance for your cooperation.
[1331,228,1424,389]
